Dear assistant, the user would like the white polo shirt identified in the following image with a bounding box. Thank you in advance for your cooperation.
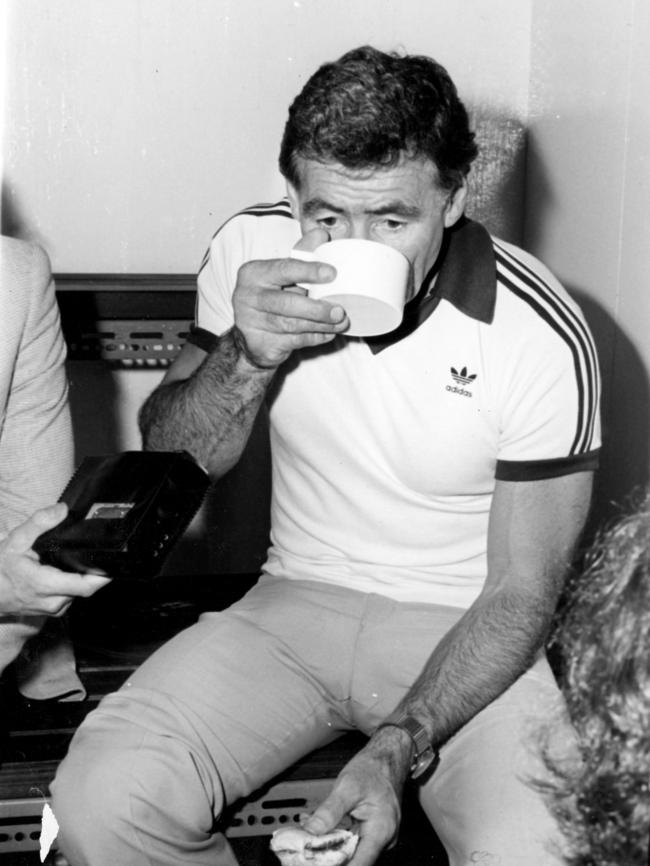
[192,200,601,608]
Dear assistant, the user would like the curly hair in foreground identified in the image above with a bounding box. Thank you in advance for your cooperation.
[279,45,478,192]
[543,490,650,865]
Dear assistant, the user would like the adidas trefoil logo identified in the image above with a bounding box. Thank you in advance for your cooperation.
[451,366,477,386]
[447,366,477,398]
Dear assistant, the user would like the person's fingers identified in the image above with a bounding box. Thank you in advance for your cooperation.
[348,832,391,866]
[5,503,68,552]
[276,257,336,289]
[233,252,348,368]
[238,257,335,294]
[50,598,74,618]
[303,797,395,866]
[74,574,113,596]
[31,502,68,527]
[258,287,346,327]
[293,226,331,252]
[37,567,111,599]
[302,789,349,835]
[21,561,110,601]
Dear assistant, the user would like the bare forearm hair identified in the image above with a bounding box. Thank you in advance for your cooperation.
[398,472,593,747]
[403,583,558,746]
[139,328,274,478]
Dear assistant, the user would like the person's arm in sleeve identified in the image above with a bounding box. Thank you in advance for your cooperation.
[0,243,73,536]
[0,243,110,618]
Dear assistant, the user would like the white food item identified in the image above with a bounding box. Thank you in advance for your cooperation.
[270,826,359,866]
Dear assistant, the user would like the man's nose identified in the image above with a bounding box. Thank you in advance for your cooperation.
[344,222,371,241]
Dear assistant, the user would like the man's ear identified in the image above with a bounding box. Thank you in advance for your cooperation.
[443,181,468,229]
[286,181,300,219]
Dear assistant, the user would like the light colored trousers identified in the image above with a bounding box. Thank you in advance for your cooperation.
[51,575,570,865]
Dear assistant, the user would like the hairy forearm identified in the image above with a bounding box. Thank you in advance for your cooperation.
[394,475,592,749]
[399,586,558,747]
[139,328,275,478]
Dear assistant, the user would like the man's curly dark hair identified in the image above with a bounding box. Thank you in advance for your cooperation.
[279,45,478,192]
[541,489,650,865]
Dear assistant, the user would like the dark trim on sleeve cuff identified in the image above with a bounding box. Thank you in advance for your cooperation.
[495,449,600,482]
[187,324,219,354]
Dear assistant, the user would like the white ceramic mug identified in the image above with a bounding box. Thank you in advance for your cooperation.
[291,238,410,337]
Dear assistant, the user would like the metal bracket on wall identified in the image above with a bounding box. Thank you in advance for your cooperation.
[55,274,196,368]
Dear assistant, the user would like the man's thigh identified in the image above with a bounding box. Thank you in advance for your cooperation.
[52,578,372,864]
[100,576,366,802]
[418,655,571,866]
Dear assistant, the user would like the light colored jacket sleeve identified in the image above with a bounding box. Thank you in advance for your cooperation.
[0,237,74,537]
[0,237,80,691]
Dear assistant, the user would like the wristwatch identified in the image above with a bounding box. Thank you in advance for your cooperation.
[376,709,439,781]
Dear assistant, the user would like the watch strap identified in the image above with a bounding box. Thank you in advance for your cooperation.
[376,709,439,780]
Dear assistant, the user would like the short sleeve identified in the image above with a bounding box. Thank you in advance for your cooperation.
[492,242,601,481]
[194,203,301,340]
[195,217,248,337]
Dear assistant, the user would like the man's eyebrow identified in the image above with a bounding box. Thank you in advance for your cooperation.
[301,198,344,217]
[369,202,422,218]
[301,198,422,218]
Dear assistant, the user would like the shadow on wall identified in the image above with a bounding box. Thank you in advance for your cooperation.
[1,182,49,250]
[523,136,650,533]
[571,287,650,535]
[1,184,26,239]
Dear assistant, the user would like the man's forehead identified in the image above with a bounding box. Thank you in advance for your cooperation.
[295,154,437,179]
[292,155,441,201]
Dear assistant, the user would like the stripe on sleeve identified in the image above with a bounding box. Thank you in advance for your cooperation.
[238,199,294,219]
[197,198,294,277]
[494,242,600,456]
[496,449,600,482]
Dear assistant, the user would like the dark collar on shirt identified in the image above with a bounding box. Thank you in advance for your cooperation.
[365,216,496,354]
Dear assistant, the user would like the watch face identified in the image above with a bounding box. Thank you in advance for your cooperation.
[411,746,438,780]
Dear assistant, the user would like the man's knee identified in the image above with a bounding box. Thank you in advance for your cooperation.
[51,706,223,862]
[52,731,139,839]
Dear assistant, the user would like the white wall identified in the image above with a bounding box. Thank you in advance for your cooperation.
[526,0,650,514]
[4,0,649,517]
[0,6,7,192]
[2,0,532,272]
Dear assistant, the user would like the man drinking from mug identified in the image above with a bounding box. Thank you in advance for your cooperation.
[52,46,601,866]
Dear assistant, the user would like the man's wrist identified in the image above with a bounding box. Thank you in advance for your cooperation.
[375,710,440,782]
[373,720,415,758]
[368,723,415,786]
[231,326,279,372]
